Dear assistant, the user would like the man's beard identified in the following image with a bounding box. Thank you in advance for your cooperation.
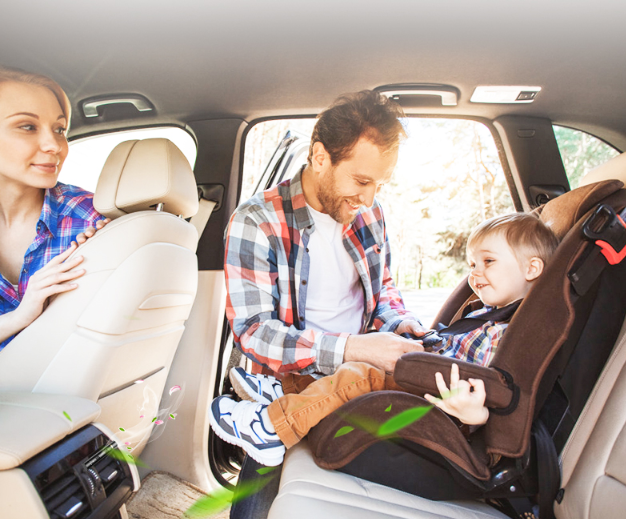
[316,170,359,225]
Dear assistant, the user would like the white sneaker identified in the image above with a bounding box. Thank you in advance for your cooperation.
[209,396,285,466]
[230,367,284,405]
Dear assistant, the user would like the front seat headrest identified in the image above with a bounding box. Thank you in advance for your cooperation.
[579,151,626,187]
[94,138,199,219]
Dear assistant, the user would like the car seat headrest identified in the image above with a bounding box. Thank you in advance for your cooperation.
[93,138,199,219]
[579,152,626,187]
[536,179,623,240]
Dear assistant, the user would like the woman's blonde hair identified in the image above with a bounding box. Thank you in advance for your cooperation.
[467,213,559,267]
[0,67,71,123]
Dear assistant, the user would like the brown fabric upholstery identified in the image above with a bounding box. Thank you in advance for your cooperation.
[307,391,492,480]
[394,354,514,410]
[536,179,623,240]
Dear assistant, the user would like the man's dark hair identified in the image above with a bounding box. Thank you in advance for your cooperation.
[307,90,407,165]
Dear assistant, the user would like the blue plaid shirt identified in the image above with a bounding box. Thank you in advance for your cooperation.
[0,183,104,351]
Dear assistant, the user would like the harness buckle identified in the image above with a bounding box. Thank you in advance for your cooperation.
[582,204,626,265]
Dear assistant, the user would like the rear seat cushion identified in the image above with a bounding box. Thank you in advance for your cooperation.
[268,440,509,519]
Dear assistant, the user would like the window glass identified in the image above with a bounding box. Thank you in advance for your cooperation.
[243,118,513,326]
[242,119,316,202]
[59,127,197,193]
[553,125,619,189]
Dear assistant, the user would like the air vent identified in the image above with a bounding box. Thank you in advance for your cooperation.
[89,446,125,493]
[22,425,136,519]
[40,472,91,519]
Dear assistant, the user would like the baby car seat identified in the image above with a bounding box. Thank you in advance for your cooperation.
[307,178,626,519]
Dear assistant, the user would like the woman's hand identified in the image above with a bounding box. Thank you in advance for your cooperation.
[74,218,111,246]
[11,243,86,330]
[424,363,489,425]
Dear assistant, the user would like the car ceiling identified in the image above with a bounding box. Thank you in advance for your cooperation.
[2,0,626,149]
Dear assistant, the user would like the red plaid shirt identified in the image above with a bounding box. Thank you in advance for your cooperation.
[224,169,418,377]
[0,183,104,350]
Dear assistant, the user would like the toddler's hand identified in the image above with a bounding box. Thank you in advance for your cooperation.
[424,363,489,425]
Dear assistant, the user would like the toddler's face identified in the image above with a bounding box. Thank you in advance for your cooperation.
[467,233,534,308]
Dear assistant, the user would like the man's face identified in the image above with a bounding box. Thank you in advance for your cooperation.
[315,137,398,225]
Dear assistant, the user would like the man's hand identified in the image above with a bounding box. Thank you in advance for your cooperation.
[11,243,85,330]
[395,320,428,338]
[344,332,424,373]
[424,364,489,425]
[75,218,111,246]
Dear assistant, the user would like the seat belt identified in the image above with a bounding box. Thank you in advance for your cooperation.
[189,198,217,252]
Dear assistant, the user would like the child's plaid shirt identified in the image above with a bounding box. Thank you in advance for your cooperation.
[224,169,418,377]
[0,183,104,351]
[436,306,508,366]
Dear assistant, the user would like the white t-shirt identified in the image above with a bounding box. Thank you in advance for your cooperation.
[305,204,364,335]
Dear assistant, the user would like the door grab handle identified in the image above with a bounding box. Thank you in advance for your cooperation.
[382,89,457,106]
[82,95,154,118]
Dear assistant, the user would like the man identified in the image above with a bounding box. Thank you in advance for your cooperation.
[226,90,425,378]
[223,90,425,518]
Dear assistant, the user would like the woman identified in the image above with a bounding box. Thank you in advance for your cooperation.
[0,67,107,350]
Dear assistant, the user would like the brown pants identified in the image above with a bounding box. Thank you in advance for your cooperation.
[267,362,402,448]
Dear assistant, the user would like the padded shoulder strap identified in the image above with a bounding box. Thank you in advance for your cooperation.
[436,300,521,337]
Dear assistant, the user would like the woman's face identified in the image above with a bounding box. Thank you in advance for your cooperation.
[0,81,68,190]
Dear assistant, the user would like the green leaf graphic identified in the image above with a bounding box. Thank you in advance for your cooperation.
[337,413,380,435]
[63,411,72,421]
[256,467,279,475]
[334,426,354,438]
[119,427,125,432]
[103,447,149,468]
[377,406,432,437]
[184,476,276,518]
[384,405,392,412]
[184,489,233,518]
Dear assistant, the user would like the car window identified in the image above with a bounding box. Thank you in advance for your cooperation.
[59,127,197,193]
[243,118,513,326]
[242,119,317,202]
[553,125,619,189]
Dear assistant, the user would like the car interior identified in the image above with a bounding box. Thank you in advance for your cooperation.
[1,1,626,518]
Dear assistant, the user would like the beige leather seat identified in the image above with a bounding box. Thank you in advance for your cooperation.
[270,440,508,519]
[0,138,199,454]
[269,153,626,518]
